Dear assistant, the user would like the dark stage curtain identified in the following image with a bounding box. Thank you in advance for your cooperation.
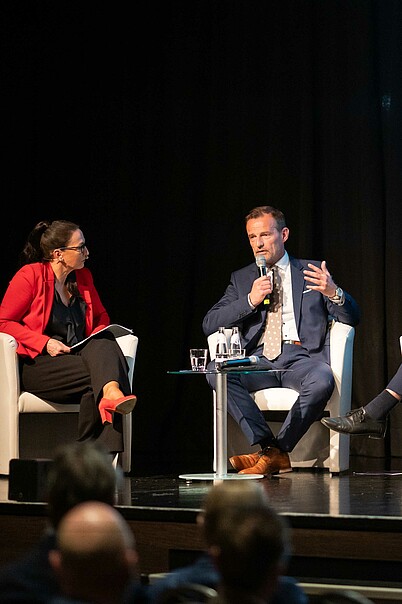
[1,1,402,474]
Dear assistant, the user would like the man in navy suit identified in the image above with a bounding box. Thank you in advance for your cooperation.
[203,205,360,475]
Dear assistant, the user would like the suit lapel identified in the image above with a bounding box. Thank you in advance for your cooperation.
[42,263,55,334]
[290,257,305,332]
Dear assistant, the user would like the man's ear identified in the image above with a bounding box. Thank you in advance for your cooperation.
[126,548,139,571]
[48,549,62,577]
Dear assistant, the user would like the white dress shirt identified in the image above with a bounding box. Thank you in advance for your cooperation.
[256,251,300,347]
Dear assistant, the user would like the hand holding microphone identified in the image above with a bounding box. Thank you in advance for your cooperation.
[249,255,273,306]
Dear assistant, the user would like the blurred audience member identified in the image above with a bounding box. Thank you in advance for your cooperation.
[49,501,138,604]
[203,480,293,603]
[130,480,307,604]
[0,441,138,602]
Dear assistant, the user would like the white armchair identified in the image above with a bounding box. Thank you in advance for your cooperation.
[208,321,355,474]
[0,332,138,475]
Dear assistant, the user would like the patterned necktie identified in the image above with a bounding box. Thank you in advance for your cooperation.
[262,266,282,360]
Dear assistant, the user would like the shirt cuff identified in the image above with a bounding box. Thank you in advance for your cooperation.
[247,294,256,309]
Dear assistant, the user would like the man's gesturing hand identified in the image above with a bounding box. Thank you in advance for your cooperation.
[303,260,337,298]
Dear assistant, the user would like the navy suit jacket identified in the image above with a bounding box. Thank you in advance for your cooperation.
[203,256,360,363]
[0,531,58,603]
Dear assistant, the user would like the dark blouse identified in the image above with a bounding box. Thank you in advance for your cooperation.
[44,283,86,347]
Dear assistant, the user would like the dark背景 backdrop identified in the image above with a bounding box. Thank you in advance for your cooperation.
[1,0,402,474]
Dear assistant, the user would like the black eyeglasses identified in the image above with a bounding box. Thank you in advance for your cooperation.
[59,244,87,253]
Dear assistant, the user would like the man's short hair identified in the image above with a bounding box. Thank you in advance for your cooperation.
[201,481,290,591]
[245,206,287,230]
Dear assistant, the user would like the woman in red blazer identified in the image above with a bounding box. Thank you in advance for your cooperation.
[0,220,136,453]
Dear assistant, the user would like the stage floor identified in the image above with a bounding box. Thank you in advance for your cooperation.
[2,457,402,517]
[127,466,402,518]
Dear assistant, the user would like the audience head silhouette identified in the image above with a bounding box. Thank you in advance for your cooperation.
[199,480,290,603]
[46,440,117,529]
[49,500,138,604]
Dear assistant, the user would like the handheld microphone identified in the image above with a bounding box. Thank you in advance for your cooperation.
[219,355,259,369]
[255,255,272,305]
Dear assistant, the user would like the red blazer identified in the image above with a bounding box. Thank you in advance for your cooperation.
[0,262,110,358]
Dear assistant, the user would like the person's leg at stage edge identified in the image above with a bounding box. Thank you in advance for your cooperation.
[321,363,402,438]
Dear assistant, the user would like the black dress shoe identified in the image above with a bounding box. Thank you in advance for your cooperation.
[321,407,387,439]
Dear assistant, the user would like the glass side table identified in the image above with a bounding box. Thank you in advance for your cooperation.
[168,368,280,482]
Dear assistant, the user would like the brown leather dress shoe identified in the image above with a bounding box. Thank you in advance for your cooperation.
[238,446,292,475]
[229,451,262,471]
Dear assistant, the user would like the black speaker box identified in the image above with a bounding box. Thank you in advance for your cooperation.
[8,458,54,502]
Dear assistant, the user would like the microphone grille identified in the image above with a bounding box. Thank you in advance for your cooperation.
[255,255,266,268]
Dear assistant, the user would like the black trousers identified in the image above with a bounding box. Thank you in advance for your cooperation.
[19,334,132,453]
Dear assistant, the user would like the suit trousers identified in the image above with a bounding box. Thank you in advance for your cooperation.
[19,334,132,453]
[206,343,335,452]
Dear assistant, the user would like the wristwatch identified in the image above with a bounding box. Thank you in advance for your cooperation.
[329,286,344,302]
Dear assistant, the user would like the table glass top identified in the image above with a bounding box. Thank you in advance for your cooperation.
[168,369,288,375]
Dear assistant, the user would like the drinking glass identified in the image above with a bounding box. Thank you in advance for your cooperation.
[229,342,243,358]
[190,349,208,371]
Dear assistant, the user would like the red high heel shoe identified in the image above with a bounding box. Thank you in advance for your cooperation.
[99,395,137,424]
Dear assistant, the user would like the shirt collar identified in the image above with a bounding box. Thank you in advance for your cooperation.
[274,251,289,272]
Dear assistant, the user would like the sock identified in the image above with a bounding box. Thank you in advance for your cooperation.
[364,390,399,420]
[259,438,277,451]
